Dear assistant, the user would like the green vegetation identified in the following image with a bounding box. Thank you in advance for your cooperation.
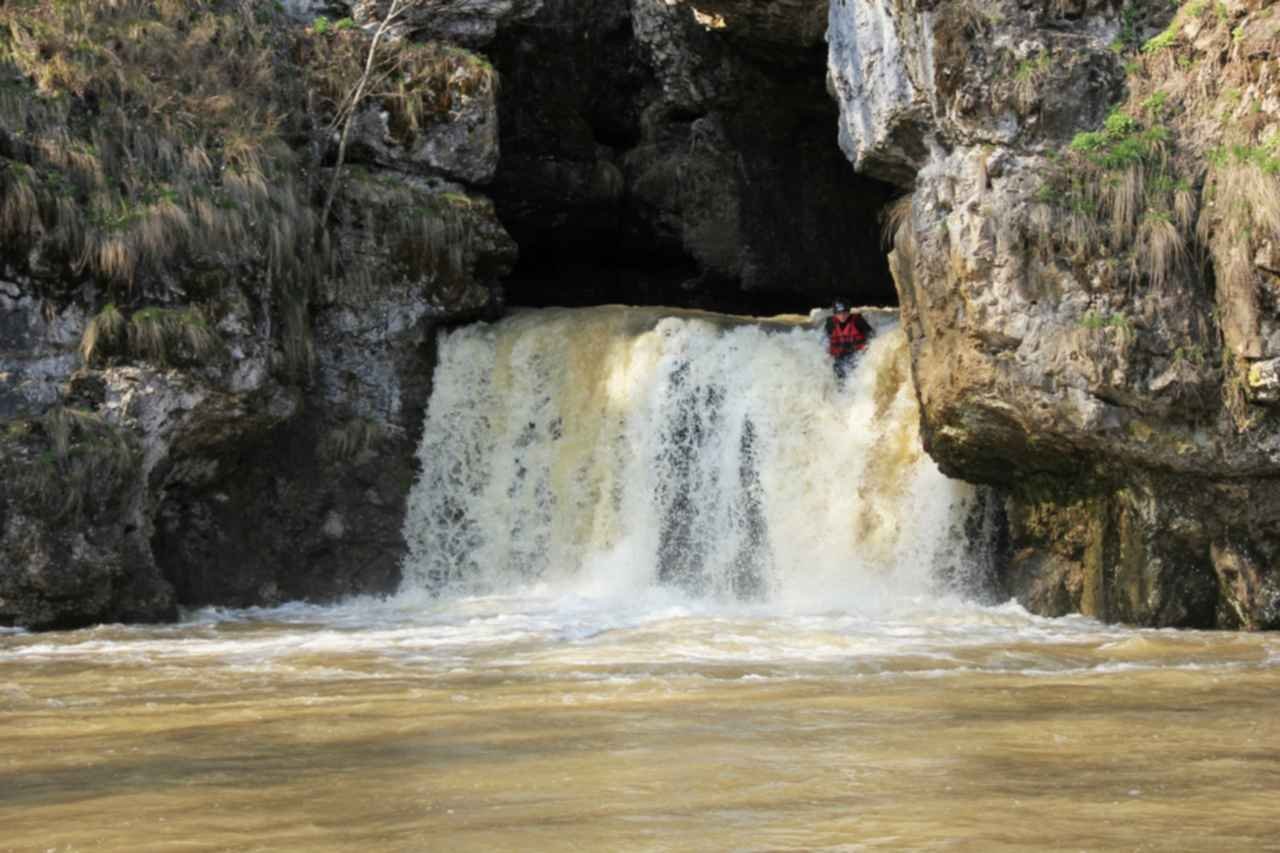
[1139,90,1168,116]
[1031,0,1279,427]
[1113,1,1147,52]
[1079,311,1131,331]
[310,15,357,35]
[1210,141,1280,175]
[1012,51,1053,111]
[1015,53,1052,80]
[1141,19,1180,51]
[1035,106,1191,288]
[1068,109,1169,170]
[1174,344,1207,366]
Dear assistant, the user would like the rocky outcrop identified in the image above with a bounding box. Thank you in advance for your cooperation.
[353,0,544,48]
[0,164,515,627]
[150,178,514,609]
[0,1,514,628]
[342,49,501,185]
[0,284,85,418]
[832,0,1280,627]
[0,408,174,630]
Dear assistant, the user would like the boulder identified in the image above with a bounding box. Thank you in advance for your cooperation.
[0,412,174,629]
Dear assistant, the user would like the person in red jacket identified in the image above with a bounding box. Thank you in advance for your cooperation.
[825,300,874,381]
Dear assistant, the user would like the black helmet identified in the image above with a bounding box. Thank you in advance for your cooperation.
[833,300,848,312]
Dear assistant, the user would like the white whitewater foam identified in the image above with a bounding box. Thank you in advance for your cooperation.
[401,306,983,609]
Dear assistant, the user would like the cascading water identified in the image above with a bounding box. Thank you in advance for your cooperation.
[402,306,987,609]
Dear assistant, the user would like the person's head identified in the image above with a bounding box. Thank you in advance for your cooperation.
[833,300,849,316]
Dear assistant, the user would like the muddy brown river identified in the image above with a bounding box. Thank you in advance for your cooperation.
[3,594,1277,852]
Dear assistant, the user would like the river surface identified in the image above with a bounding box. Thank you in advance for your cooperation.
[3,594,1278,852]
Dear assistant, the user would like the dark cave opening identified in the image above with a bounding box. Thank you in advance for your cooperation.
[497,182,901,317]
[486,1,903,318]
[494,136,903,316]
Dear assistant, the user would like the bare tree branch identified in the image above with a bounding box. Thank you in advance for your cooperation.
[320,0,408,230]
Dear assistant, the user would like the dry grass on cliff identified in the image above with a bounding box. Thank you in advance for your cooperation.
[299,24,495,148]
[25,407,138,521]
[0,0,324,297]
[79,303,124,365]
[1033,0,1278,299]
[1028,0,1278,428]
[129,307,221,366]
[81,303,221,366]
[880,195,915,253]
[3,0,491,382]
[0,5,454,277]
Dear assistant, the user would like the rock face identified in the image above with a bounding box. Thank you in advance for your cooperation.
[0,162,516,626]
[353,0,544,48]
[830,0,1280,627]
[0,1,515,628]
[149,178,514,609]
[0,410,174,629]
[0,283,84,418]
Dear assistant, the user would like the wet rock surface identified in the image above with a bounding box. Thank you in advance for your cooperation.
[0,412,174,629]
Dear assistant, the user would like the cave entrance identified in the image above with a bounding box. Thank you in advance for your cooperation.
[495,151,902,316]
[486,5,902,318]
[498,167,901,317]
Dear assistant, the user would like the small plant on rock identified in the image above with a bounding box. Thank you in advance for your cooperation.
[80,303,125,365]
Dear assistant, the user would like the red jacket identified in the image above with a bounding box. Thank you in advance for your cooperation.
[826,313,872,358]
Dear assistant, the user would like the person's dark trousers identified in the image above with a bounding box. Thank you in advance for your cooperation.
[834,353,856,382]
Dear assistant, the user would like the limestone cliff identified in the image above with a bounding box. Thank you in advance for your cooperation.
[828,0,1280,627]
[0,0,895,628]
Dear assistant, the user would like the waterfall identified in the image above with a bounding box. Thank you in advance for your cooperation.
[401,306,986,609]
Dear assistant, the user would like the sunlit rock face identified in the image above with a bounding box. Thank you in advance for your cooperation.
[352,0,545,48]
[827,0,1280,627]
